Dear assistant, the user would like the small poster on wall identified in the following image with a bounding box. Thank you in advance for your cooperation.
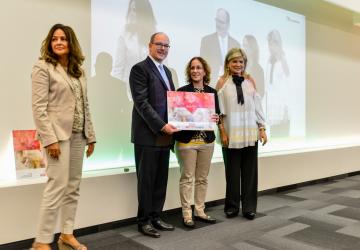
[167,91,216,131]
[12,130,46,179]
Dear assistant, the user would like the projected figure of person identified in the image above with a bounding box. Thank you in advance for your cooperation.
[265,29,290,137]
[89,52,132,163]
[243,35,265,99]
[200,8,240,87]
[113,0,157,101]
[216,48,267,221]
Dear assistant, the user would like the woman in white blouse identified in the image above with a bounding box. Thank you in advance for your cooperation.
[216,48,267,220]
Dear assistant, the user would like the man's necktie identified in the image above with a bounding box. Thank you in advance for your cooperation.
[159,64,171,90]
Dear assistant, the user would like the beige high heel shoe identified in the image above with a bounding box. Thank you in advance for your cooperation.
[57,237,87,250]
[30,242,51,250]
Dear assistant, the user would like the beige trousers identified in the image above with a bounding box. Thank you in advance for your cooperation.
[176,143,214,219]
[36,132,86,243]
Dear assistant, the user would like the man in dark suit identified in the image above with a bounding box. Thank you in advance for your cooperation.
[200,8,240,87]
[129,32,178,238]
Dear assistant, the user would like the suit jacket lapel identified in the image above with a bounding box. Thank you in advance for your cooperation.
[79,75,86,96]
[212,33,222,64]
[56,64,74,92]
[164,66,175,91]
[146,57,170,91]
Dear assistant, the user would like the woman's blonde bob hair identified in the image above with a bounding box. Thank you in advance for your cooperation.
[221,47,248,79]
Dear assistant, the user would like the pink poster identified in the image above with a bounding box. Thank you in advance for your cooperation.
[167,91,216,130]
[12,130,46,179]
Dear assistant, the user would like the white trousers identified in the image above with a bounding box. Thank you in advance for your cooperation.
[176,143,214,219]
[36,132,86,243]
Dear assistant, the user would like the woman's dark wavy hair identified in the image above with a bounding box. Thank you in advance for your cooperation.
[185,57,211,85]
[40,24,84,78]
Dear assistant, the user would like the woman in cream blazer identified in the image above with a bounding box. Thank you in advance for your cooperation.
[31,24,95,250]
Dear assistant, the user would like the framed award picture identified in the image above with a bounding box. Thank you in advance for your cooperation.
[12,130,46,179]
[167,91,216,130]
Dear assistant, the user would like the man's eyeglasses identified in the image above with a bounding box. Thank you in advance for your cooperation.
[152,42,170,49]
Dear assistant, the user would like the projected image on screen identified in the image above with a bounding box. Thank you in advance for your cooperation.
[89,0,305,170]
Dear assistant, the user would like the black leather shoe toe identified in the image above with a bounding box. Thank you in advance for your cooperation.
[243,212,256,220]
[138,224,161,238]
[225,208,239,218]
[194,215,217,224]
[152,219,175,231]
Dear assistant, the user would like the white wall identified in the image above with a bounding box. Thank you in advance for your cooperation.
[324,0,360,13]
[306,20,360,138]
[0,0,91,179]
[1,146,360,244]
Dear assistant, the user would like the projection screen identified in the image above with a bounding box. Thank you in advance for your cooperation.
[88,0,305,171]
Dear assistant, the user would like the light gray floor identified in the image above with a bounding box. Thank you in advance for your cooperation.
[32,175,360,250]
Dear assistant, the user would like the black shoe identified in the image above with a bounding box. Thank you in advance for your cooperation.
[183,218,195,228]
[194,215,217,224]
[138,224,161,238]
[225,208,239,218]
[151,219,175,231]
[243,212,256,220]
